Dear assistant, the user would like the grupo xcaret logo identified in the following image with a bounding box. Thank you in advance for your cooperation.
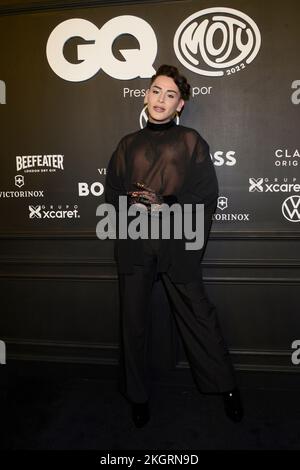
[29,204,80,219]
[174,7,261,77]
[249,177,300,193]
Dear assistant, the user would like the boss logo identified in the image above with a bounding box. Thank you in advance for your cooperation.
[78,182,104,196]
[174,7,261,77]
[211,151,236,166]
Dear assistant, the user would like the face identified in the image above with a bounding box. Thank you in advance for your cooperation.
[144,75,185,123]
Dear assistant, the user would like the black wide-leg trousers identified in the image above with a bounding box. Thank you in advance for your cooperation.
[117,238,237,404]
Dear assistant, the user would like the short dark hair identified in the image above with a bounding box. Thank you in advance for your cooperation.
[149,64,191,101]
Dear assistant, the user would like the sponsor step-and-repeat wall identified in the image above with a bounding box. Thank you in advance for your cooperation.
[0,0,299,235]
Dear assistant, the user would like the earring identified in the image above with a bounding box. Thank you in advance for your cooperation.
[174,111,180,125]
[142,104,149,115]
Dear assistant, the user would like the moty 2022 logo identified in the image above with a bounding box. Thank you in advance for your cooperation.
[174,7,261,77]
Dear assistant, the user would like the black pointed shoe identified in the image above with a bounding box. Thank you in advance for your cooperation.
[131,400,150,428]
[222,388,244,423]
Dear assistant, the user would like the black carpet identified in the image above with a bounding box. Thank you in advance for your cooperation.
[1,361,300,451]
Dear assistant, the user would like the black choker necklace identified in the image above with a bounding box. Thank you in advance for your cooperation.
[146,119,176,131]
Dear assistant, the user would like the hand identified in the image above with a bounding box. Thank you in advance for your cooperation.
[127,182,163,210]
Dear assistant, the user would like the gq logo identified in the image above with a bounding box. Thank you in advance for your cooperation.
[174,7,261,77]
[46,16,157,81]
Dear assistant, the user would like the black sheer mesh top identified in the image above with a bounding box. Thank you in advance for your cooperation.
[104,119,219,282]
[105,119,218,209]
